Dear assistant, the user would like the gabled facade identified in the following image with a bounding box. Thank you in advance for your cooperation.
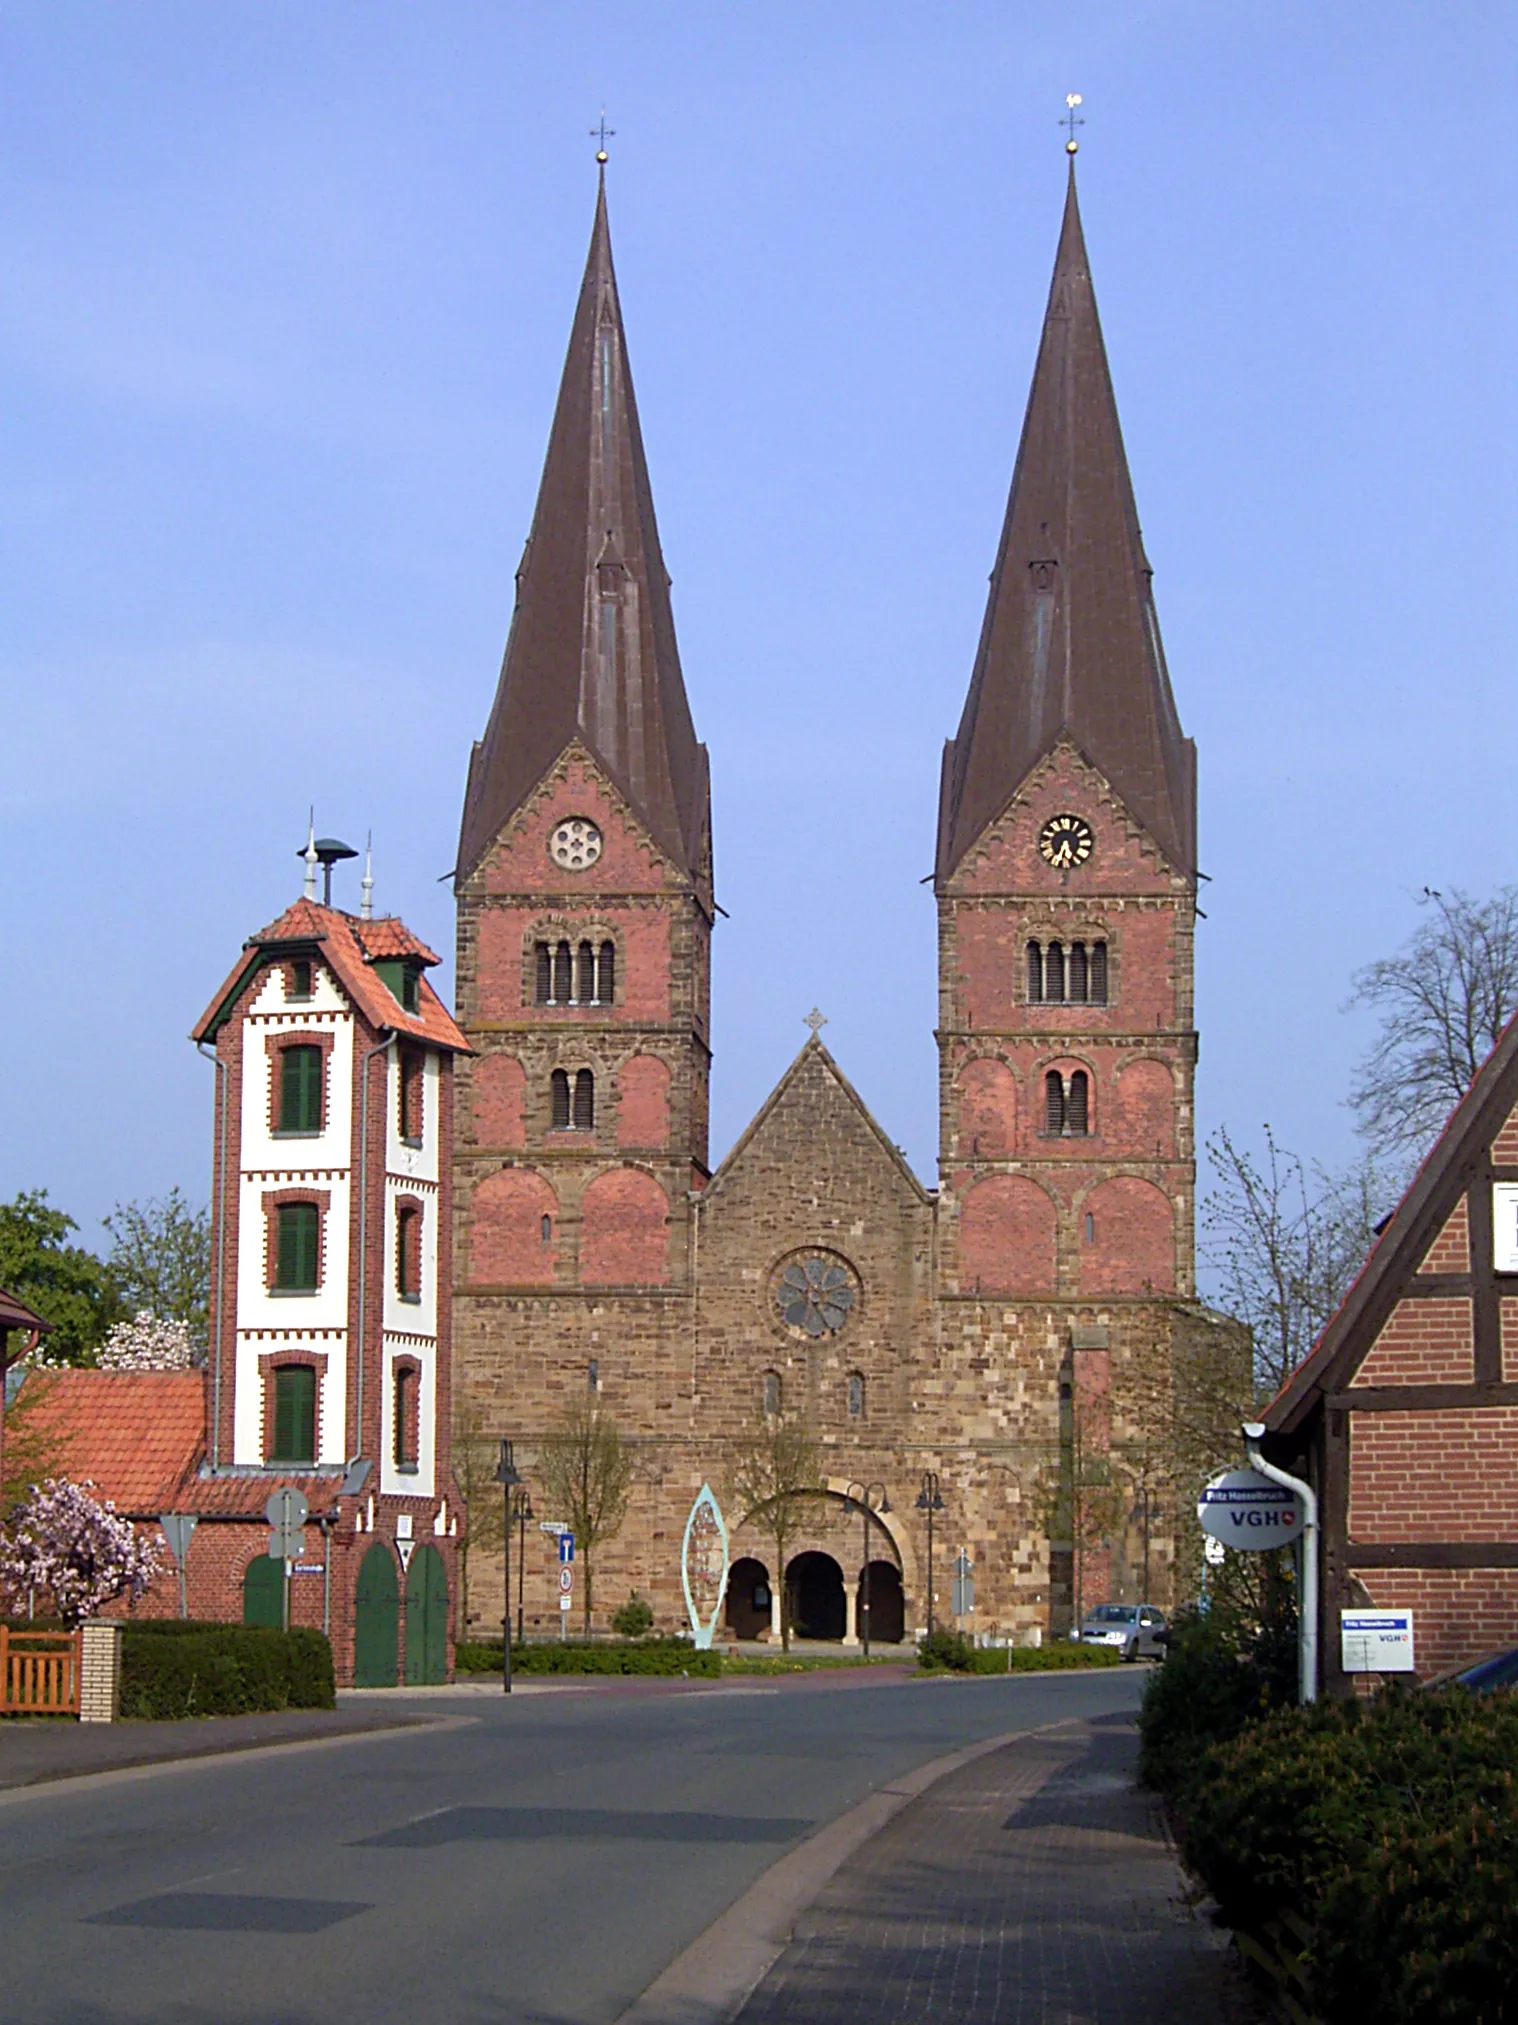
[452,168,1223,1644]
[1264,1014,1518,1686]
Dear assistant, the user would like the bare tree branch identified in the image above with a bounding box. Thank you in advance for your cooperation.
[727,1414,822,1652]
[537,1397,633,1634]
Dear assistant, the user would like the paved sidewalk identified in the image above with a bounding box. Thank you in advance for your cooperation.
[732,1712,1256,2025]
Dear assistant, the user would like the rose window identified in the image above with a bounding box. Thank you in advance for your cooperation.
[776,1256,856,1337]
[549,818,603,872]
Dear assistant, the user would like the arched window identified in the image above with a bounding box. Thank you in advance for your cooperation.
[573,1068,595,1130]
[553,940,573,1003]
[1045,1071,1065,1136]
[1067,1070,1089,1135]
[535,941,553,1004]
[577,941,596,1004]
[1068,942,1088,1002]
[598,940,616,1003]
[392,1365,417,1470]
[1085,1211,1096,1243]
[1026,941,1044,1003]
[550,1068,571,1128]
[540,1213,552,1243]
[1045,941,1065,1002]
[847,1372,865,1419]
[762,1370,781,1417]
[587,1358,600,1392]
[1089,940,1108,1003]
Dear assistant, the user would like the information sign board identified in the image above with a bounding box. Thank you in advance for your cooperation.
[557,1533,575,1564]
[1197,1469,1304,1551]
[1341,1609,1415,1673]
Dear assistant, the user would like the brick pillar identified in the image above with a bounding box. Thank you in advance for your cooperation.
[79,1620,122,1723]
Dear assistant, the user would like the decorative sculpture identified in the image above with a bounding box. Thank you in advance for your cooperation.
[681,1483,730,1651]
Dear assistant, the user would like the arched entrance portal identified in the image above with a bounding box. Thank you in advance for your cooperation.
[354,1542,399,1687]
[860,1560,905,1644]
[243,1555,282,1628]
[787,1552,845,1641]
[725,1557,772,1640]
[405,1544,448,1685]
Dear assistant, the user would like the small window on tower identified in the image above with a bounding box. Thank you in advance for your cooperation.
[762,1370,782,1417]
[550,1069,571,1129]
[278,1046,323,1135]
[392,1365,418,1471]
[573,1068,595,1130]
[535,942,553,1005]
[1045,942,1066,1003]
[1090,942,1108,1004]
[1069,942,1088,1002]
[1045,1071,1066,1137]
[1085,1212,1096,1243]
[847,1372,865,1420]
[598,941,616,1004]
[1026,942,1044,1003]
[271,1365,316,1463]
[540,1213,552,1244]
[395,1203,421,1300]
[577,941,596,1005]
[289,959,312,1001]
[1067,1070,1089,1135]
[274,1202,320,1290]
[554,941,573,1003]
[397,1047,424,1145]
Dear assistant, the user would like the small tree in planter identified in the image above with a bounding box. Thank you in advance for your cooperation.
[0,1477,161,1624]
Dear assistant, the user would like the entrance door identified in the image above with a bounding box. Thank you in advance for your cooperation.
[786,1552,846,1640]
[860,1560,905,1643]
[354,1543,399,1687]
[243,1555,282,1628]
[405,1544,448,1685]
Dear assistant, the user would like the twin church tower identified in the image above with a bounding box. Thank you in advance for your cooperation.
[450,163,1206,1641]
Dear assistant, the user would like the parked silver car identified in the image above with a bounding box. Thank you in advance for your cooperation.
[1074,1603,1168,1661]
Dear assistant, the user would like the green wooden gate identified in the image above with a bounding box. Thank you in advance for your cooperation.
[243,1554,282,1628]
[354,1543,399,1687]
[404,1544,448,1685]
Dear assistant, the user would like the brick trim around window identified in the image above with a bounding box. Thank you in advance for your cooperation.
[257,1348,331,1465]
[265,1029,337,1137]
[261,1187,333,1291]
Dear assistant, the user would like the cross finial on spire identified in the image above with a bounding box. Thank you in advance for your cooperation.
[804,1008,828,1038]
[1061,92,1084,155]
[590,108,615,165]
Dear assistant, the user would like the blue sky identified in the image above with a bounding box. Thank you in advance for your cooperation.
[2,2,1514,1251]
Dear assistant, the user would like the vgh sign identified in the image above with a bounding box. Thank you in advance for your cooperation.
[1197,1468,1305,1551]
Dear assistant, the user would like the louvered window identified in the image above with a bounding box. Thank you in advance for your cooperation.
[1067,1070,1089,1135]
[279,1046,323,1134]
[535,942,553,1004]
[1045,942,1065,1003]
[271,1365,316,1463]
[550,1069,571,1128]
[1089,941,1108,1003]
[553,941,573,1003]
[1045,1071,1065,1136]
[1069,942,1088,1002]
[395,1204,421,1298]
[275,1202,320,1290]
[598,941,615,1003]
[392,1365,418,1469]
[573,1068,595,1130]
[576,941,594,1004]
[397,1047,423,1144]
[1026,942,1044,1002]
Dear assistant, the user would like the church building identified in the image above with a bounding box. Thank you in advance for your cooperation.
[453,164,1217,1644]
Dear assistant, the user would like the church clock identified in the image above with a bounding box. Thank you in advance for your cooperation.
[1037,813,1094,870]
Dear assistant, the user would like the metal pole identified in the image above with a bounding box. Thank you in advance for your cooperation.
[1244,1423,1320,1704]
[926,1496,934,1636]
[502,1476,512,1695]
[861,1498,872,1658]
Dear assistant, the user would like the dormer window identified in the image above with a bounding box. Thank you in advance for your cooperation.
[374,959,421,1013]
[289,959,313,1001]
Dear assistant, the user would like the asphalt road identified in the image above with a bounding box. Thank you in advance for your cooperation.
[0,1667,1145,2025]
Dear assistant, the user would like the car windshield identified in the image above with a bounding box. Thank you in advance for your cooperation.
[1087,1606,1137,1623]
[1457,1649,1518,1691]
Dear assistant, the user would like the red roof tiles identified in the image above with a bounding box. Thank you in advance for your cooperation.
[16,1371,206,1514]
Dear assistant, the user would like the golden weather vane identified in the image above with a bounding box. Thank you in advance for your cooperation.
[1061,93,1084,155]
[590,108,615,165]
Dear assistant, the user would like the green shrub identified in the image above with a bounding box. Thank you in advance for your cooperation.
[1171,1689,1518,2025]
[610,1593,655,1638]
[456,1636,720,1678]
[917,1627,975,1671]
[1138,1600,1296,1795]
[917,1628,1120,1674]
[120,1624,335,1718]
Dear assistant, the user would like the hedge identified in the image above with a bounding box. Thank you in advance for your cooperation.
[917,1627,1121,1674]
[120,1622,336,1718]
[456,1637,721,1678]
[1154,1685,1518,2024]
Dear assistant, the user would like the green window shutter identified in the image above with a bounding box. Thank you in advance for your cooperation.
[280,1046,322,1132]
[276,1202,319,1290]
[273,1365,316,1463]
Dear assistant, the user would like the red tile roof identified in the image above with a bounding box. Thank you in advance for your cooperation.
[193,899,467,1055]
[16,1371,206,1514]
[181,1472,345,1520]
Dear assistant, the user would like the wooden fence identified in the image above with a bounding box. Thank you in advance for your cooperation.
[0,1626,82,1715]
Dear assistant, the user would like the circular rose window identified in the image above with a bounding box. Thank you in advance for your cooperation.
[549,818,603,872]
[775,1255,856,1337]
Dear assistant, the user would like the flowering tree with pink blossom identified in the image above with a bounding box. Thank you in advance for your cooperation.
[0,1478,161,1624]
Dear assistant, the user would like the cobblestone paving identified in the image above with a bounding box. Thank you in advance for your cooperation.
[734,1712,1257,2025]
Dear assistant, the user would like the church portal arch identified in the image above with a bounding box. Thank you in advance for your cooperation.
[786,1551,846,1641]
[725,1557,772,1640]
[859,1560,905,1644]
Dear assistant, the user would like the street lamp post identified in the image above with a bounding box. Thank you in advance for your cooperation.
[915,1472,946,1635]
[494,1439,521,1694]
[846,1481,890,1658]
[512,1487,535,1644]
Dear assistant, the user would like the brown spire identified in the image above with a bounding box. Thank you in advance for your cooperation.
[458,174,709,882]
[936,165,1195,881]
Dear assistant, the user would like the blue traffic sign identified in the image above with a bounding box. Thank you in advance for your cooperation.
[558,1533,575,1563]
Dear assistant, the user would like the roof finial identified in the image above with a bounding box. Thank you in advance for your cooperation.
[302,811,319,901]
[804,1008,828,1039]
[360,832,374,920]
[1061,92,1084,156]
[590,107,615,166]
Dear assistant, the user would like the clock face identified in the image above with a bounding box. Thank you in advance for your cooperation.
[548,818,603,872]
[1038,813,1094,870]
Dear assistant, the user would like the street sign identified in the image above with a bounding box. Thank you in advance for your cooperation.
[158,1514,198,1565]
[1204,1536,1226,1566]
[539,1520,570,1536]
[557,1533,575,1563]
[268,1529,306,1561]
[1342,1609,1415,1673]
[397,1540,415,1573]
[292,1564,324,1575]
[951,1549,975,1616]
[558,1566,574,1593]
[265,1487,309,1532]
[559,1594,572,1612]
[1197,1469,1304,1551]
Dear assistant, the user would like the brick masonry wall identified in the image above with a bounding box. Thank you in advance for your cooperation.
[1352,1298,1475,1387]
[1349,1407,1518,1540]
[1357,1567,1518,1679]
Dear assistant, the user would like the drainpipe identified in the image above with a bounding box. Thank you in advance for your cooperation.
[1243,1421,1319,1704]
[197,1041,229,1471]
[355,1033,396,1468]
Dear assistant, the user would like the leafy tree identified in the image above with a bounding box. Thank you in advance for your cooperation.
[537,1397,633,1635]
[450,1393,508,1638]
[1202,1127,1389,1395]
[728,1413,822,1651]
[1,1372,70,1515]
[0,1192,121,1364]
[102,1190,210,1335]
[1347,885,1518,1160]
